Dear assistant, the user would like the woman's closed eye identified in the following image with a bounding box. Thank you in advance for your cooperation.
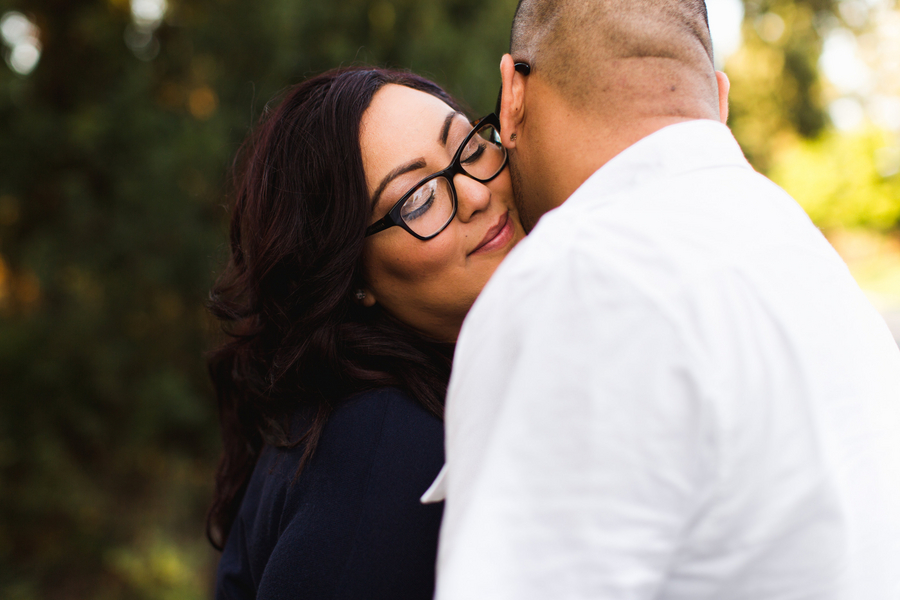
[461,141,486,165]
[401,182,437,221]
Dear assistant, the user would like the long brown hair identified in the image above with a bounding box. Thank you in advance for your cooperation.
[206,67,461,550]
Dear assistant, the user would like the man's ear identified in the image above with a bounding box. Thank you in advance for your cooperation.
[715,70,730,124]
[499,54,527,148]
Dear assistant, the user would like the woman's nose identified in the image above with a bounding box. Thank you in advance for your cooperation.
[453,174,491,222]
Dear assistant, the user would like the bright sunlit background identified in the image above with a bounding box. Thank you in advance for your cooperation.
[0,0,898,598]
[709,0,900,339]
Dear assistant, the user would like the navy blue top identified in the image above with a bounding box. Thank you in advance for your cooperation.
[215,387,445,600]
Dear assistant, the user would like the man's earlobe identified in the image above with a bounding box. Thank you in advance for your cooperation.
[715,71,730,124]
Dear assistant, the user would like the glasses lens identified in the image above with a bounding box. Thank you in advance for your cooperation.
[459,122,506,181]
[400,177,454,238]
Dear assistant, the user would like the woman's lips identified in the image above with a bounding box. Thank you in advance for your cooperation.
[471,212,514,255]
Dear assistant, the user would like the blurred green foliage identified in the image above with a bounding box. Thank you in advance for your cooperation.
[3,0,896,598]
[771,127,900,229]
[727,0,833,170]
[0,0,519,597]
[727,0,900,241]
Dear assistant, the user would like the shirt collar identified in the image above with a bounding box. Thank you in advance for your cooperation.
[566,119,752,210]
[421,464,447,503]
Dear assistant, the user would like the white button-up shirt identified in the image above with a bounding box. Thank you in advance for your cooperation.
[426,120,900,599]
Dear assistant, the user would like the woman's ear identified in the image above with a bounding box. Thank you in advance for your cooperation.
[499,54,527,148]
[354,287,377,308]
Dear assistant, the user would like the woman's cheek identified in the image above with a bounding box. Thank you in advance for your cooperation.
[380,235,460,284]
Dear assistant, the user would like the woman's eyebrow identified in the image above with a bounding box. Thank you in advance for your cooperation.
[371,158,427,210]
[440,111,463,146]
[370,110,462,211]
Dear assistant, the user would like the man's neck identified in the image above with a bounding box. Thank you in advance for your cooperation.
[518,68,722,226]
[545,114,699,212]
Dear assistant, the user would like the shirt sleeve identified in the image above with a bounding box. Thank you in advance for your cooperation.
[435,248,716,600]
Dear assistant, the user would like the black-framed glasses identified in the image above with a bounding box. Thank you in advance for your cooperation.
[494,61,531,116]
[365,112,508,241]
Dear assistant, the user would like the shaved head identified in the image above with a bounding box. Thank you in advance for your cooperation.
[510,0,715,110]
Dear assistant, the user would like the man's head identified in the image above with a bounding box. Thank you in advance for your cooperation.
[499,0,730,231]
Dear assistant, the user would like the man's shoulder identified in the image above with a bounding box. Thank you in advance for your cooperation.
[466,156,841,348]
[501,156,831,284]
[485,198,625,290]
[472,213,604,318]
[478,186,688,315]
[462,206,668,355]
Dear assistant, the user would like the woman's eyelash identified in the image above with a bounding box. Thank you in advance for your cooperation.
[462,143,485,164]
[406,190,435,220]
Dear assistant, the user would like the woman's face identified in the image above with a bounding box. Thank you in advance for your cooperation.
[360,84,525,342]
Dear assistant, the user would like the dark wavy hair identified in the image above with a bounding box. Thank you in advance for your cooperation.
[206,67,462,550]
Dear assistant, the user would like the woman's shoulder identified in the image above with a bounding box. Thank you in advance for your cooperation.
[236,390,442,520]
[260,386,441,461]
[332,386,441,427]
[322,386,443,456]
[317,386,444,502]
[219,387,444,599]
[257,387,441,473]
